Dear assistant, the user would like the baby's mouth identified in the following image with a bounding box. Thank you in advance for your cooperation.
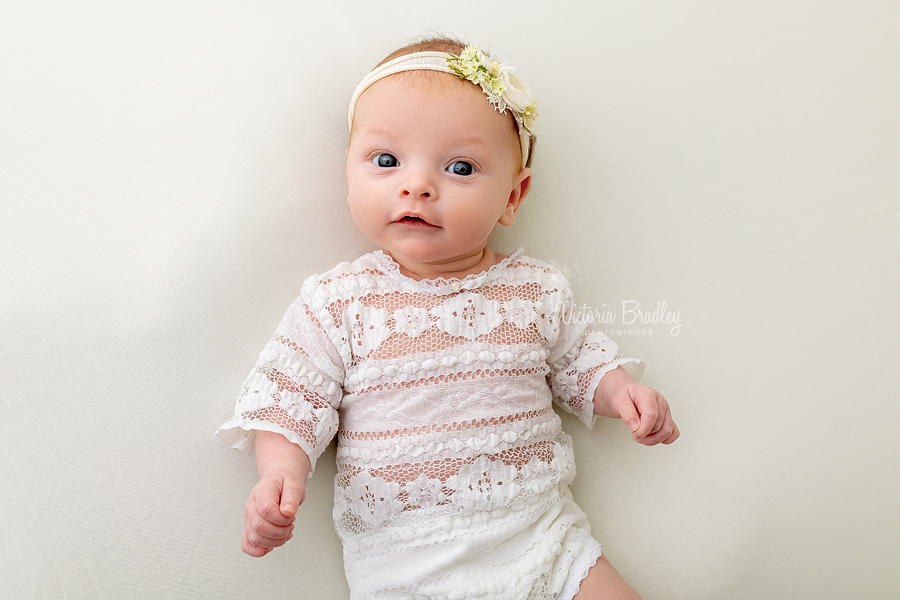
[395,215,438,227]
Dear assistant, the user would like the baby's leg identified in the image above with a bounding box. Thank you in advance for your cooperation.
[572,555,643,600]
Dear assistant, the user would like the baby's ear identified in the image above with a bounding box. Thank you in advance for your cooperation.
[498,168,532,226]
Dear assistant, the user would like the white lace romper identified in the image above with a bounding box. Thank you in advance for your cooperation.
[218,249,644,600]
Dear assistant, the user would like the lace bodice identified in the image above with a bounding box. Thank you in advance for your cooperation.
[218,250,643,600]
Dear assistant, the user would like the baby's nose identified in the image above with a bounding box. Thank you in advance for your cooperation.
[400,171,436,199]
[402,188,431,198]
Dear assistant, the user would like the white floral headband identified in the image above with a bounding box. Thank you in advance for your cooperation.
[347,44,537,168]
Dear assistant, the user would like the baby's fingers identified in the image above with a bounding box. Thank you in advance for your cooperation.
[650,404,668,435]
[636,413,680,446]
[241,536,272,558]
[244,518,295,551]
[632,403,660,440]
[632,389,670,440]
[615,386,660,438]
[616,395,643,436]
[241,526,294,557]
[249,511,295,542]
[280,476,305,518]
[252,478,295,527]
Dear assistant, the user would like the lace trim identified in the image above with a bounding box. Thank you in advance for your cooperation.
[369,248,525,295]
[336,455,572,550]
[336,419,558,463]
[340,408,550,441]
[350,365,548,395]
[557,537,603,600]
[342,493,552,557]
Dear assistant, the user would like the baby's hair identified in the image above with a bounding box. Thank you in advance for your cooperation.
[373,35,536,170]
[377,35,466,66]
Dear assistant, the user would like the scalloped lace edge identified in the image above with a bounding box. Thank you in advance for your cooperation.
[557,537,603,600]
[369,248,525,294]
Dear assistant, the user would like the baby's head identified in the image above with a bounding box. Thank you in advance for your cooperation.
[349,36,536,170]
[345,37,537,273]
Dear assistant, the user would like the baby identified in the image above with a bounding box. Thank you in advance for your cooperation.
[218,36,679,600]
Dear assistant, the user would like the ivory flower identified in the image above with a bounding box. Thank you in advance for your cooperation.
[447,44,537,134]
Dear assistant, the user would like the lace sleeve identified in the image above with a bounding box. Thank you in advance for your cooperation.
[217,276,348,474]
[545,283,644,428]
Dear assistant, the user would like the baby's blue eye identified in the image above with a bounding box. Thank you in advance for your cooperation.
[373,153,398,168]
[447,161,475,176]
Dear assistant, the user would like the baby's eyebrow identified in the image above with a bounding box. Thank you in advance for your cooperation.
[358,126,395,138]
[445,136,491,150]
[356,127,491,152]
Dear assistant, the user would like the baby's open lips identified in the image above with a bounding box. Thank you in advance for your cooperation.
[393,213,439,227]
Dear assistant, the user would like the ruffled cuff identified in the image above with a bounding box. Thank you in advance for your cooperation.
[216,418,319,477]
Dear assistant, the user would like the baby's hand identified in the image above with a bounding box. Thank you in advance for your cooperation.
[241,473,305,557]
[595,367,680,446]
[614,383,679,446]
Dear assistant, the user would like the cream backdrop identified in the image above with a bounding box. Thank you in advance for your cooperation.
[2,1,898,599]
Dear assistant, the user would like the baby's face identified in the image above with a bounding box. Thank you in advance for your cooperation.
[346,73,530,273]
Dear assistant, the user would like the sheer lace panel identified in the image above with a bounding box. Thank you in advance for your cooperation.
[243,405,316,450]
[338,441,557,491]
[340,407,551,441]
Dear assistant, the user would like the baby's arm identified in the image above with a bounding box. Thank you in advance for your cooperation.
[242,431,312,557]
[593,367,680,446]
